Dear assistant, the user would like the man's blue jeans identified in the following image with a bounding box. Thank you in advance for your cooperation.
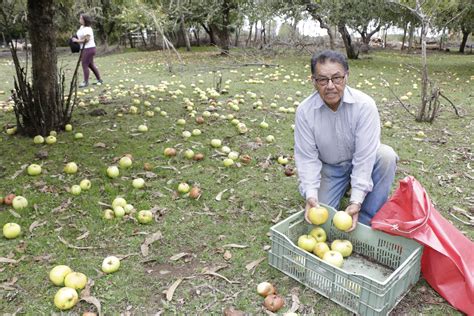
[318,144,398,225]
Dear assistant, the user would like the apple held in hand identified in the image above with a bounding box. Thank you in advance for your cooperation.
[307,206,329,225]
[322,250,344,268]
[309,227,327,243]
[64,162,78,174]
[12,196,28,211]
[297,235,317,252]
[49,265,73,286]
[313,242,330,259]
[106,166,120,178]
[102,256,120,274]
[3,223,21,239]
[27,164,42,176]
[54,287,79,310]
[137,210,153,224]
[333,211,353,231]
[331,239,353,257]
[64,272,87,290]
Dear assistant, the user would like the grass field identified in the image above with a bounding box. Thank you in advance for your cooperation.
[0,46,472,314]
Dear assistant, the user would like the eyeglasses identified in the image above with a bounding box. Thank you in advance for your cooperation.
[313,75,346,86]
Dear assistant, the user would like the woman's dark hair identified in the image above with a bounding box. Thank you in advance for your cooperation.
[311,50,349,75]
[81,14,92,27]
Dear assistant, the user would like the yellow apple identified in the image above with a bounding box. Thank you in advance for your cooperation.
[307,206,329,225]
[313,242,330,259]
[297,235,317,252]
[54,287,78,310]
[331,239,353,257]
[49,265,73,286]
[333,211,353,231]
[309,227,327,242]
[322,250,344,268]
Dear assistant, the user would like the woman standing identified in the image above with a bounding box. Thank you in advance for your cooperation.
[73,14,103,88]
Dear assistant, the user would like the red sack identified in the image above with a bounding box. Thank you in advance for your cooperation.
[371,176,474,315]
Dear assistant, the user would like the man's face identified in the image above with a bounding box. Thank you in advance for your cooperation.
[313,61,347,110]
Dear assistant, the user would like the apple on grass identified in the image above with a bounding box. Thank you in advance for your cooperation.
[106,166,120,178]
[137,210,153,224]
[27,164,42,176]
[49,265,73,286]
[102,256,120,274]
[333,211,353,231]
[119,156,132,169]
[12,196,28,211]
[45,135,57,144]
[257,281,276,297]
[132,178,145,189]
[331,239,353,257]
[277,156,289,165]
[64,162,78,174]
[54,287,79,310]
[163,147,177,157]
[113,206,125,218]
[112,197,127,208]
[307,206,329,225]
[184,149,195,159]
[70,185,81,195]
[297,235,317,252]
[33,135,44,144]
[79,179,91,190]
[103,209,115,219]
[74,132,83,139]
[309,227,327,243]
[3,223,21,239]
[223,158,234,167]
[210,139,222,148]
[64,272,87,290]
[65,124,73,132]
[322,250,344,268]
[313,242,330,259]
[177,183,190,194]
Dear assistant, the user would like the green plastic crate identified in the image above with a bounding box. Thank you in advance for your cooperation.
[269,204,423,315]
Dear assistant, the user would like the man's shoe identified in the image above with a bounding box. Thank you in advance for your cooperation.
[79,82,88,88]
[93,79,103,85]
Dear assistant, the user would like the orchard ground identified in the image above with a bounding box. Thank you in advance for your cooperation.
[0,47,472,314]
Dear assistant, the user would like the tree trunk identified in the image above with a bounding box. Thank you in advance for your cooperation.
[401,22,408,50]
[459,27,469,53]
[338,22,358,59]
[180,15,191,51]
[193,28,200,46]
[407,22,415,53]
[253,22,258,43]
[26,0,58,135]
[234,26,240,47]
[246,21,254,46]
[201,23,216,45]
[416,22,430,122]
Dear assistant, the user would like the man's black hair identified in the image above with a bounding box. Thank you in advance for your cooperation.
[311,50,349,75]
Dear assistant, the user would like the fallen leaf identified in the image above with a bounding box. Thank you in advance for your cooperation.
[29,220,47,233]
[223,250,232,260]
[94,142,107,148]
[223,244,248,249]
[140,231,163,257]
[0,257,17,264]
[166,278,183,301]
[76,231,90,240]
[215,189,229,201]
[58,235,97,250]
[245,257,266,271]
[271,209,282,223]
[223,306,246,316]
[11,164,28,179]
[289,293,301,313]
[52,198,72,213]
[80,295,102,316]
[169,252,191,261]
[8,209,21,218]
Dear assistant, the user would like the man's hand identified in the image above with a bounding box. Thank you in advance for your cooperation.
[304,197,319,224]
[344,203,361,232]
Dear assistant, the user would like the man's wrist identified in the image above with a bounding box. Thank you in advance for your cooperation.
[349,201,362,210]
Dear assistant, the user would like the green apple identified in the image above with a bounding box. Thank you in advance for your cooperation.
[106,166,120,178]
[333,211,353,231]
[192,129,201,136]
[119,156,132,169]
[220,146,231,154]
[322,250,344,268]
[210,139,222,148]
[176,118,186,125]
[33,135,44,144]
[49,265,73,286]
[65,124,73,132]
[223,158,234,167]
[307,206,329,225]
[259,121,269,128]
[12,196,28,210]
[103,209,115,219]
[331,239,353,257]
[54,287,78,310]
[79,179,91,190]
[132,178,145,189]
[27,164,42,176]
[124,204,135,214]
[182,130,192,138]
[49,130,57,137]
[64,162,78,174]
[64,272,87,290]
[383,121,393,128]
[297,234,317,252]
[277,156,289,165]
[313,242,330,258]
[228,151,239,161]
[102,256,121,274]
[137,210,153,224]
[3,223,21,239]
[45,135,57,144]
[237,123,248,134]
[266,135,275,143]
[177,182,190,194]
[138,124,148,132]
[184,149,195,159]
[112,197,127,208]
[113,206,125,218]
[309,227,327,243]
[74,132,83,139]
[70,185,81,195]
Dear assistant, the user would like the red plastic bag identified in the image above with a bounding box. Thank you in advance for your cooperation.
[371,176,474,315]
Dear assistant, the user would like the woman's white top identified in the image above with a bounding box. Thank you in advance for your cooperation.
[77,26,96,49]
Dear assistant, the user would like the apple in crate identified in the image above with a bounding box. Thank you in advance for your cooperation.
[309,226,327,242]
[297,235,317,252]
[313,242,330,259]
[322,250,344,268]
[331,239,353,257]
